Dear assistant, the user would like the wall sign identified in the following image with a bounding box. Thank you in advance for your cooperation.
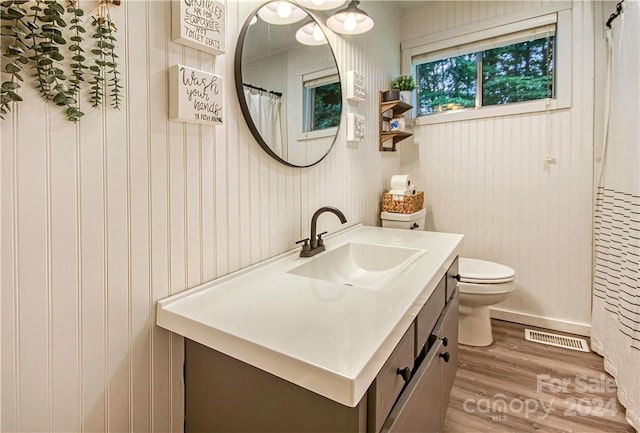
[172,0,225,55]
[346,113,365,142]
[169,64,223,125]
[346,71,365,103]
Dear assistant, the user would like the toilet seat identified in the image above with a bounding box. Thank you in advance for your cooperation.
[459,258,515,284]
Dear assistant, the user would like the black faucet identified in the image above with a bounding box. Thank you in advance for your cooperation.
[297,206,347,257]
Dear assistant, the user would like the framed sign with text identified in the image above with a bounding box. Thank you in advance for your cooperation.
[169,64,223,125]
[346,71,365,103]
[172,0,225,55]
[346,113,365,142]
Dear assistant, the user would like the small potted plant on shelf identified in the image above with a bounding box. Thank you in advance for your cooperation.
[383,75,416,103]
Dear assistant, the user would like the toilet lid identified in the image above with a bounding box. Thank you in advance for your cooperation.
[459,258,515,284]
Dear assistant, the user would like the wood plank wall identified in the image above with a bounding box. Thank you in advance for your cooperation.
[0,1,403,431]
[399,1,595,335]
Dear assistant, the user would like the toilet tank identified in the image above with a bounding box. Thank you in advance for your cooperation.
[380,208,426,231]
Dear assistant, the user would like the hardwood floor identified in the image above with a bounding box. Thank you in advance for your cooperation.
[443,320,635,433]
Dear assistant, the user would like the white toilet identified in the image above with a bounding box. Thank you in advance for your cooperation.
[380,208,516,347]
[456,258,515,346]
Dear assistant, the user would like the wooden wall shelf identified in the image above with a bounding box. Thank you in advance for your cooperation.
[379,92,413,151]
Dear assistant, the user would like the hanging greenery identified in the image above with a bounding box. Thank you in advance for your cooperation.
[68,1,88,96]
[0,0,31,119]
[0,0,122,122]
[88,0,121,109]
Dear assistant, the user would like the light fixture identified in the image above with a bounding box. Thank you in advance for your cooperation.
[295,0,346,11]
[325,0,374,35]
[295,21,327,46]
[257,1,307,25]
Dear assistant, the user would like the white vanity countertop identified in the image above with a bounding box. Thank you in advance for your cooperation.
[156,224,463,407]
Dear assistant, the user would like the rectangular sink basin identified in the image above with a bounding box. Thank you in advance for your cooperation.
[288,242,425,290]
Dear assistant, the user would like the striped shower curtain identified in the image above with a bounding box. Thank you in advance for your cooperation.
[592,1,640,431]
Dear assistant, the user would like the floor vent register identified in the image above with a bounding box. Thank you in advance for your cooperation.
[524,329,590,352]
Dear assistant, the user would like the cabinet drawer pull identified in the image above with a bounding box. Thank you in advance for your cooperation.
[396,367,412,383]
[439,352,450,363]
[441,337,448,347]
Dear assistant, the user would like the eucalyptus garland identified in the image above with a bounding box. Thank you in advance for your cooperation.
[67,1,87,96]
[0,0,122,121]
[0,0,30,119]
[88,1,121,109]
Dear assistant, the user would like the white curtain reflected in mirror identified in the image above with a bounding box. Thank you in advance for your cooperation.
[243,86,287,158]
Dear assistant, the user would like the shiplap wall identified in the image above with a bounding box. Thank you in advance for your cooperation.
[400,1,595,334]
[0,1,402,431]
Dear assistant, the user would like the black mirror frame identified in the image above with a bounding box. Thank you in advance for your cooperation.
[234,1,343,168]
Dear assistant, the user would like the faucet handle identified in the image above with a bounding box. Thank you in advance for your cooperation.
[316,231,328,247]
[296,237,310,252]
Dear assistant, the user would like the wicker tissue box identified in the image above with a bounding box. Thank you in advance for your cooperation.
[382,191,424,214]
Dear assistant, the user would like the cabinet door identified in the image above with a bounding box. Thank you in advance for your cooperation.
[368,324,415,433]
[431,289,459,419]
[415,276,445,357]
[446,257,459,302]
[380,340,444,433]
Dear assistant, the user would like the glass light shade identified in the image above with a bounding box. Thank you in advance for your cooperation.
[325,0,374,35]
[257,1,307,25]
[295,0,346,11]
[295,21,327,46]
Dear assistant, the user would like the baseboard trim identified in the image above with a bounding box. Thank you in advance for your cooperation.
[489,308,591,337]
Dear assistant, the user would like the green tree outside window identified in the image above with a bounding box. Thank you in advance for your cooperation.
[312,82,341,130]
[415,35,554,116]
[482,38,554,106]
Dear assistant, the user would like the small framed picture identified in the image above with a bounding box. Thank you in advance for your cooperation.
[169,64,223,125]
[172,0,225,55]
[346,71,365,103]
[346,113,365,142]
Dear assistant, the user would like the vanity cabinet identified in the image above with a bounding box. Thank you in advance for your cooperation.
[415,276,446,357]
[380,336,443,433]
[368,324,416,433]
[446,258,459,302]
[434,289,459,420]
[184,258,459,433]
[381,282,459,433]
[185,340,366,433]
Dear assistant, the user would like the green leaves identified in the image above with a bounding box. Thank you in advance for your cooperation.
[67,3,86,97]
[1,0,121,122]
[481,37,554,106]
[65,105,83,121]
[89,14,121,109]
[5,61,22,72]
[25,0,71,105]
[0,0,28,119]
[5,4,26,18]
[389,75,416,91]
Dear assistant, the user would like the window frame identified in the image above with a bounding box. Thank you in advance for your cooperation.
[297,67,340,140]
[401,5,572,125]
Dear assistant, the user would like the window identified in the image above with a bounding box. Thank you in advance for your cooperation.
[401,9,571,123]
[416,53,477,114]
[302,72,341,132]
[414,28,555,116]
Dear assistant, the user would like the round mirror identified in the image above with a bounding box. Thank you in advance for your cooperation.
[235,1,342,167]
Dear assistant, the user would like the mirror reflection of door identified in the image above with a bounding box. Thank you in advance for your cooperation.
[236,1,342,167]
